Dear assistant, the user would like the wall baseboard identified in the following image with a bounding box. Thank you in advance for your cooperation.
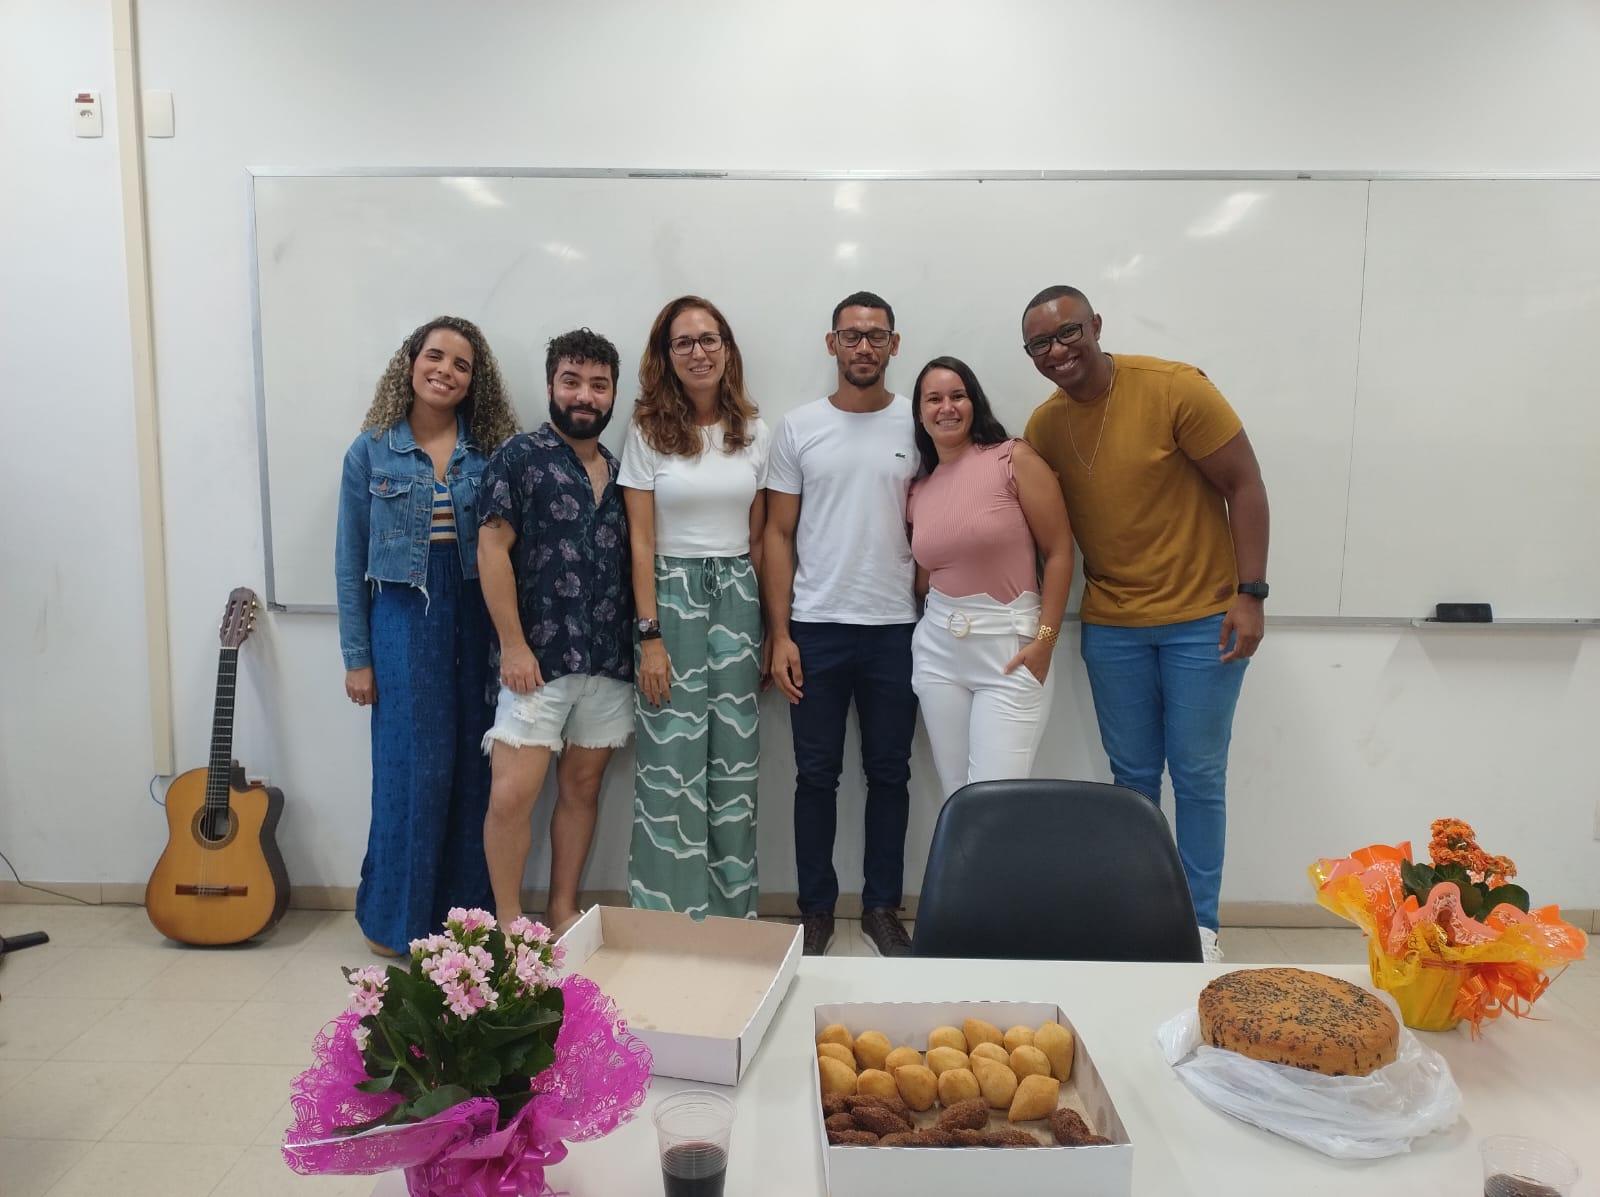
[7,882,1594,932]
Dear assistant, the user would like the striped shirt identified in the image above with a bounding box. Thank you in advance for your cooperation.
[429,479,457,542]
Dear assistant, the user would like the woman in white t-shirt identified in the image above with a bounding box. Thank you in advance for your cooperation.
[618,295,770,918]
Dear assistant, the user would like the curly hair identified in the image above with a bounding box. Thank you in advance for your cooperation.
[359,316,518,450]
[634,296,757,457]
[545,327,620,386]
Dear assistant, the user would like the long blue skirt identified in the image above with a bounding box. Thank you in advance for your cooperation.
[355,543,493,952]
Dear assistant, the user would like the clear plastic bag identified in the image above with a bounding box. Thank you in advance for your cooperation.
[1155,1004,1462,1159]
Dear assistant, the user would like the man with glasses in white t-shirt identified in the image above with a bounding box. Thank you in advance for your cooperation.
[763,291,921,957]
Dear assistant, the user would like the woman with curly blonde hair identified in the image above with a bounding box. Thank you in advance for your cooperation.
[335,315,517,954]
[618,296,769,917]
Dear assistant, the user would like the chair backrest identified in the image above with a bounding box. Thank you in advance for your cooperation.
[912,779,1203,962]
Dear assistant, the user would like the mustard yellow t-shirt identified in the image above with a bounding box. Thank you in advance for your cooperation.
[1024,354,1242,627]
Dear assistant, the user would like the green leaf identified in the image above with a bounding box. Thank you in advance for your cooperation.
[472,1009,562,1048]
[1400,860,1435,901]
[522,1040,556,1081]
[462,1051,503,1090]
[1457,881,1484,918]
[494,1089,536,1122]
[355,1067,401,1094]
[1484,884,1531,913]
[402,1084,473,1123]
[1434,861,1471,886]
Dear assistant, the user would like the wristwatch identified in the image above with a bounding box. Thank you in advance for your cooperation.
[637,617,662,641]
[1237,581,1270,600]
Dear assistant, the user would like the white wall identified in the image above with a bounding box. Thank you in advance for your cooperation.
[0,1,155,890]
[6,0,1600,914]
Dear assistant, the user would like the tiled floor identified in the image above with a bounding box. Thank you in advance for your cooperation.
[0,903,1594,1195]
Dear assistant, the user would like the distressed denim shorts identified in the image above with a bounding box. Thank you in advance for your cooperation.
[480,674,634,754]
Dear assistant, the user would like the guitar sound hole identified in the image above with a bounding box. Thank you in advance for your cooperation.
[192,808,238,847]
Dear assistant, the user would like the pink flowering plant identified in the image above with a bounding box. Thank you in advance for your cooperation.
[340,908,568,1131]
[286,907,650,1195]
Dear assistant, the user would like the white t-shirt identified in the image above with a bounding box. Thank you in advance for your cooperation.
[765,395,920,624]
[617,417,771,558]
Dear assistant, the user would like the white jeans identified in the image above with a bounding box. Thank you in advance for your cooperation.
[912,590,1055,798]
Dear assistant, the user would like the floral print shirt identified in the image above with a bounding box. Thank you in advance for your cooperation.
[479,423,633,683]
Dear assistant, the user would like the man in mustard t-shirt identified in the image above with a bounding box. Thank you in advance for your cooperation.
[1021,285,1270,963]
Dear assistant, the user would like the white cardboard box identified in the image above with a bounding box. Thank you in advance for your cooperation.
[559,905,801,1086]
[813,1001,1134,1197]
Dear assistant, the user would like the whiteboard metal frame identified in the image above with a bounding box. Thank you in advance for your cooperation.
[245,166,1600,623]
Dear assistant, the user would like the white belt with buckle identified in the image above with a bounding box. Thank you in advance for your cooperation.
[941,607,1039,639]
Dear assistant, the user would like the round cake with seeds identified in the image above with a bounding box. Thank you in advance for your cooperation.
[1197,967,1399,1077]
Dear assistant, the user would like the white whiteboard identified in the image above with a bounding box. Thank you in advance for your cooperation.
[251,174,1600,620]
[1342,181,1600,619]
[252,172,1369,615]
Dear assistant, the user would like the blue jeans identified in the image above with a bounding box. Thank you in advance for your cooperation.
[1079,613,1248,931]
[357,544,494,952]
[788,621,917,915]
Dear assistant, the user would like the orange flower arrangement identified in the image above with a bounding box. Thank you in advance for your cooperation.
[1310,819,1586,1034]
[1426,818,1515,885]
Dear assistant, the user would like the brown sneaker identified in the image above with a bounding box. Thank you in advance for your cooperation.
[800,912,835,956]
[861,908,912,958]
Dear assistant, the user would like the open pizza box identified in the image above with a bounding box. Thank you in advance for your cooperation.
[559,905,801,1085]
[813,1000,1133,1196]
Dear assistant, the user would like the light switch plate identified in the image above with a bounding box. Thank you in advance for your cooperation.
[74,91,102,138]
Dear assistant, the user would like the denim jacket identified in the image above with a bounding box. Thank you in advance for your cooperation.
[335,415,487,669]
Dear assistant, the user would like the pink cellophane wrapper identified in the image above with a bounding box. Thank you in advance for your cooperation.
[282,974,652,1196]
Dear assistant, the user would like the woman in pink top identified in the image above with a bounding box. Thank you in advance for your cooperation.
[907,357,1073,797]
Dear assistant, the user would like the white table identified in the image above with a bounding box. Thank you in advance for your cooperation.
[373,958,1600,1195]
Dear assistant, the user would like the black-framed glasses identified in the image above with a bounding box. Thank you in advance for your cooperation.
[833,328,893,349]
[668,332,724,356]
[1023,322,1085,358]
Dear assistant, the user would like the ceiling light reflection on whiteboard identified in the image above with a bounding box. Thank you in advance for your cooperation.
[835,242,859,262]
[1104,252,1144,282]
[1187,191,1264,238]
[542,241,585,262]
[441,177,506,208]
[833,182,865,212]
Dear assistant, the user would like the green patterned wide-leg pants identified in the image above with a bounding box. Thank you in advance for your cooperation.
[628,554,761,918]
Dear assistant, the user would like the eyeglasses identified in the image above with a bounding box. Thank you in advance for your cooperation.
[668,332,724,356]
[1023,322,1085,358]
[833,328,893,349]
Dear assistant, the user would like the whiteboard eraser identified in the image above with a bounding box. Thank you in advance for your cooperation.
[1431,603,1492,623]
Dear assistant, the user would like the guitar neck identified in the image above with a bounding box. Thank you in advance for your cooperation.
[205,647,240,812]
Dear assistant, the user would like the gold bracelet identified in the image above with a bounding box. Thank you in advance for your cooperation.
[1034,624,1060,645]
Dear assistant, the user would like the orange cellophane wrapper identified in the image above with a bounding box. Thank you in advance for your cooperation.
[1308,843,1588,1034]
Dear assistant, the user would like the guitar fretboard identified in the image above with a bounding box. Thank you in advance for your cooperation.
[204,647,239,814]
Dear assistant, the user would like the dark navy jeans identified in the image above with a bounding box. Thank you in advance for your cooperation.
[787,621,918,915]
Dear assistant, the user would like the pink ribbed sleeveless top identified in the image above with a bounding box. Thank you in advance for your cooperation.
[908,440,1039,604]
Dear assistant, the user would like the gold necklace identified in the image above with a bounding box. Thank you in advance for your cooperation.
[1065,357,1117,476]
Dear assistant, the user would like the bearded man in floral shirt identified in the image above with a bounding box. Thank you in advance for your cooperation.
[478,328,633,935]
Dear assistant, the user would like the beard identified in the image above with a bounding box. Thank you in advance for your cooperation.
[549,397,613,440]
[844,360,884,389]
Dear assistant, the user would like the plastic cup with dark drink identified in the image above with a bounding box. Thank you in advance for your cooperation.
[654,1089,734,1197]
[1481,1135,1580,1197]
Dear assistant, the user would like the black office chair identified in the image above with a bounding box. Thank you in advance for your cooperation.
[912,779,1202,962]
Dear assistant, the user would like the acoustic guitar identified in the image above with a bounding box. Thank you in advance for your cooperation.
[146,587,290,945]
